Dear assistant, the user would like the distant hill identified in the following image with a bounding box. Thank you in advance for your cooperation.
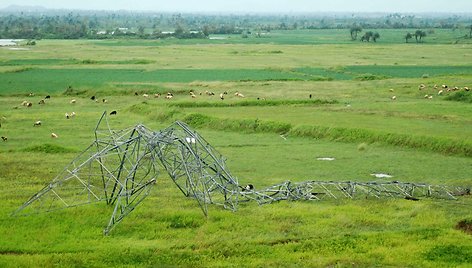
[1,5,48,13]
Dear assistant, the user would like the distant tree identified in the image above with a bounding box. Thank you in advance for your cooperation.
[361,31,373,42]
[414,30,426,43]
[372,32,380,42]
[202,25,210,37]
[174,24,184,37]
[350,26,362,40]
[405,32,413,43]
[137,26,145,37]
[469,24,472,38]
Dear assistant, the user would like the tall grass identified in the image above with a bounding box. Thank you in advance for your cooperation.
[445,91,472,103]
[290,125,472,157]
[168,98,338,108]
[183,113,292,134]
[179,113,472,157]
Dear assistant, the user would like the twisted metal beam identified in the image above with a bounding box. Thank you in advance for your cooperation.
[239,180,469,205]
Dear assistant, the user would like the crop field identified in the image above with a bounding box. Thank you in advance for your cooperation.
[1,29,472,267]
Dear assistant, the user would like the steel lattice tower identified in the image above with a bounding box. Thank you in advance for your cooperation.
[13,112,470,234]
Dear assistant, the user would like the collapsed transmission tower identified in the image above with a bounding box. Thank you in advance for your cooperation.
[13,112,470,234]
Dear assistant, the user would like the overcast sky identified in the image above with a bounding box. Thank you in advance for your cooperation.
[1,0,472,13]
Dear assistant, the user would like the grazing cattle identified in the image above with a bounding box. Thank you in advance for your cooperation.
[1,136,7,141]
[45,95,51,99]
[464,87,469,91]
[438,90,444,95]
[21,101,28,106]
[102,98,107,103]
[405,196,420,201]
[33,120,41,126]
[51,133,58,138]
[70,112,76,117]
[91,96,96,101]
[110,110,117,115]
[391,96,397,100]
[442,84,448,89]
[65,112,70,119]
[244,184,254,191]
[235,92,245,98]
[143,94,149,98]
[38,99,45,105]
[309,94,312,99]
[70,99,76,104]
[418,84,426,90]
[134,92,138,96]
[389,88,394,92]
[219,93,224,100]
[28,92,34,97]
[26,102,33,107]
[154,93,161,98]
[165,95,173,99]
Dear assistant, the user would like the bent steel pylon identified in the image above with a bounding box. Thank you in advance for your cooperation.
[13,112,470,234]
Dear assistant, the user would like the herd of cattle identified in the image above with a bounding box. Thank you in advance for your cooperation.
[390,83,469,101]
[1,83,470,142]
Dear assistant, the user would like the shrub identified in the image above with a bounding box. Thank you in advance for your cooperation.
[23,143,76,153]
[445,91,472,103]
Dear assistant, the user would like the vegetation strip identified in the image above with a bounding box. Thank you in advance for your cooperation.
[180,113,472,157]
[21,143,77,154]
[167,99,338,108]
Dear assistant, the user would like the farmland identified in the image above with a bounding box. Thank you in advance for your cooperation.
[0,28,472,267]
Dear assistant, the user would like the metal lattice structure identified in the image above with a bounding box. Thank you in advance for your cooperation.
[13,112,470,234]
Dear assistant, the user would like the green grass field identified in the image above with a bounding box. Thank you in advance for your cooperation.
[1,29,471,267]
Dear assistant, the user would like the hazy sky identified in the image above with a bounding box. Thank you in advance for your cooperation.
[1,0,472,13]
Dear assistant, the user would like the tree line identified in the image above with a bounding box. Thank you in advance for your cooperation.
[0,10,471,40]
[350,26,436,43]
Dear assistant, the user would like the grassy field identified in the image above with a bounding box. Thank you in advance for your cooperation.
[1,29,472,267]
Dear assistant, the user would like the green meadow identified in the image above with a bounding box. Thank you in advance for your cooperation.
[0,29,471,267]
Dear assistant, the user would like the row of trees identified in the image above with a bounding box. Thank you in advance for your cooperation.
[1,10,472,40]
[351,26,433,43]
[350,27,380,42]
[405,30,427,43]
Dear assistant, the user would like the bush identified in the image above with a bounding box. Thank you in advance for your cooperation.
[23,143,76,153]
[445,91,472,103]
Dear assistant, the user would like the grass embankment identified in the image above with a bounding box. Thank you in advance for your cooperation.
[125,100,472,157]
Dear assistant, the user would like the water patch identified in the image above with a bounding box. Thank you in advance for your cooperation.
[0,39,21,46]
[370,173,393,178]
[6,47,29,50]
[317,157,335,161]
